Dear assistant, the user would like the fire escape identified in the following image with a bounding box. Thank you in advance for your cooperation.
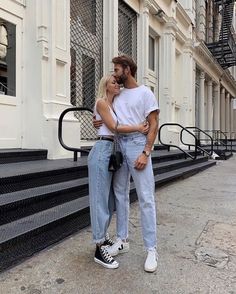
[207,0,236,69]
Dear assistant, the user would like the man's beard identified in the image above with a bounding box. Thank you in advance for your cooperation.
[116,74,127,85]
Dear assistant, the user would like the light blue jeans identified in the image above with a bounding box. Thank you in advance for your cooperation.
[88,140,115,244]
[113,133,157,250]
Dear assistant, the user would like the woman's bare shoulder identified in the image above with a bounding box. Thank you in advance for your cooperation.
[96,98,107,109]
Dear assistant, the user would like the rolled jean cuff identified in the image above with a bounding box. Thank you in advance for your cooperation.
[145,246,157,251]
[93,237,106,245]
[117,234,129,241]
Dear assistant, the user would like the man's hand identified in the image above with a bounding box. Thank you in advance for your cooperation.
[93,115,103,129]
[137,121,149,134]
[134,153,148,170]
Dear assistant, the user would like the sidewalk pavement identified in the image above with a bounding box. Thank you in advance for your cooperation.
[0,156,236,294]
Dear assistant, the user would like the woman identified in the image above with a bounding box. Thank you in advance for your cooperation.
[88,75,148,269]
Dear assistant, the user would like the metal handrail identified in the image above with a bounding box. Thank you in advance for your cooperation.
[217,131,234,154]
[230,132,236,140]
[204,129,233,155]
[158,123,198,160]
[58,107,93,161]
[215,130,229,152]
[182,127,214,156]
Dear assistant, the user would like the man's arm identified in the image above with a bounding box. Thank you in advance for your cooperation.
[134,109,159,170]
[144,109,159,153]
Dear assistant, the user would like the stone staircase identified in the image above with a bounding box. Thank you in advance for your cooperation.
[0,147,216,272]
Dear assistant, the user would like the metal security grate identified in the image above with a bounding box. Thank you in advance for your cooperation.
[118,0,137,61]
[70,0,103,140]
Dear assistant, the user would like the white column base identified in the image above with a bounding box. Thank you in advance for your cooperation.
[43,119,81,159]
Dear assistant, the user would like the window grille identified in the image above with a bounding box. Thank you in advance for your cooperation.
[118,0,137,61]
[70,0,103,140]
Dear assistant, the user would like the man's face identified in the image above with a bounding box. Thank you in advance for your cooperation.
[113,64,127,85]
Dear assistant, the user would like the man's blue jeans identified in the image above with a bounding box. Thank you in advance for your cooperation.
[113,133,157,250]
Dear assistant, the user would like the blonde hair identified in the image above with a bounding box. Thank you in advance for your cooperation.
[96,74,114,101]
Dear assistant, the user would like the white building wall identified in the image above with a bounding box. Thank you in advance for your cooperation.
[0,0,81,158]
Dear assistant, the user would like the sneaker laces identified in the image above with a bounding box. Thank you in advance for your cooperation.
[100,246,114,263]
[105,233,115,246]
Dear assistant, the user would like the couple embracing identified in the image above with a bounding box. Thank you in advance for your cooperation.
[88,55,160,273]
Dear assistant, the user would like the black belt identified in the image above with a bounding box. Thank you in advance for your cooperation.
[98,136,114,142]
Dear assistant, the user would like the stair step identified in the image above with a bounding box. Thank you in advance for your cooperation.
[216,152,233,160]
[0,149,47,164]
[0,158,88,194]
[154,160,216,185]
[151,149,201,164]
[153,144,169,151]
[0,196,90,272]
[0,196,88,245]
[0,150,199,194]
[152,156,208,174]
[0,178,88,225]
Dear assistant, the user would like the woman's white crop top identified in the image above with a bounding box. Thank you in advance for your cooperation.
[93,101,117,136]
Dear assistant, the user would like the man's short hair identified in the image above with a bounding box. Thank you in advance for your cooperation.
[112,55,137,77]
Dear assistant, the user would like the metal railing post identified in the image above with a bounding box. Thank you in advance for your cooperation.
[58,107,93,161]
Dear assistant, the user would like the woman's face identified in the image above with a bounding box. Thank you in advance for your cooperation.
[106,76,120,96]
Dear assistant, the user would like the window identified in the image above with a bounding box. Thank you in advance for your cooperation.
[70,48,76,106]
[149,36,155,71]
[118,0,137,60]
[82,54,95,109]
[0,19,16,96]
[70,0,103,109]
[71,0,96,35]
[70,0,103,140]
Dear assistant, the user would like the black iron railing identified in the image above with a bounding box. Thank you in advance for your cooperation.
[58,107,93,161]
[212,130,228,151]
[182,127,214,157]
[229,131,236,140]
[216,130,233,153]
[204,129,233,154]
[158,123,198,160]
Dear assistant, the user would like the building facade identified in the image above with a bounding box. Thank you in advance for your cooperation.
[0,0,236,158]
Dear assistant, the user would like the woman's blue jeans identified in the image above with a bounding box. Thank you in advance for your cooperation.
[88,140,114,244]
[113,133,157,250]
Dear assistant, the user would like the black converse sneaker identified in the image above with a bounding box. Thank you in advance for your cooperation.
[103,233,115,247]
[94,245,119,269]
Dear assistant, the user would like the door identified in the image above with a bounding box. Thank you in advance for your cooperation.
[0,11,22,148]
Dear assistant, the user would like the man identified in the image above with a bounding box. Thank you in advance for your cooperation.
[95,55,159,272]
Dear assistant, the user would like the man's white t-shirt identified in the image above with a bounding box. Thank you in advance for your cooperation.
[113,85,159,125]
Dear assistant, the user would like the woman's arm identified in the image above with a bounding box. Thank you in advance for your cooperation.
[96,99,148,134]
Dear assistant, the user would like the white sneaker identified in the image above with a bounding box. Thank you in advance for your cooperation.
[105,238,129,257]
[144,249,158,273]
